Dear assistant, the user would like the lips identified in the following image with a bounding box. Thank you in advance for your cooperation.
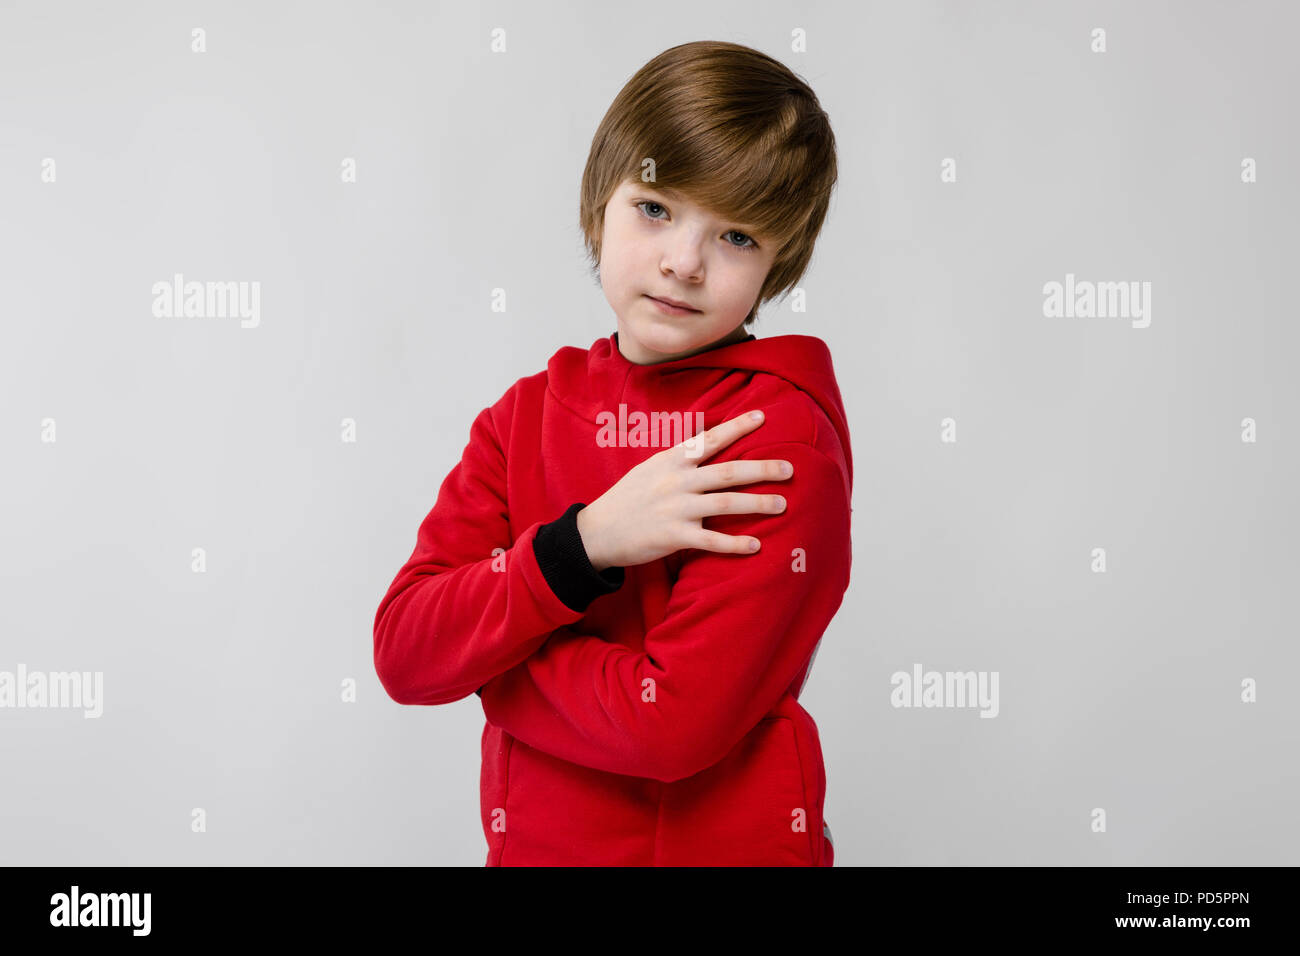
[647,294,700,312]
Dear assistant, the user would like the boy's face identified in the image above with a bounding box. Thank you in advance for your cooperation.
[599,178,778,365]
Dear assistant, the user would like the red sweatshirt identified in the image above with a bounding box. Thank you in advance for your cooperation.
[373,330,853,865]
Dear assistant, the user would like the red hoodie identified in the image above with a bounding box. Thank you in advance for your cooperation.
[373,330,853,865]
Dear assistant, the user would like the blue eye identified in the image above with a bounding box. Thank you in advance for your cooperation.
[725,230,759,252]
[634,200,760,253]
[637,200,668,220]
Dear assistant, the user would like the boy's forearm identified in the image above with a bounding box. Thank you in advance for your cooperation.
[374,403,620,706]
[376,499,625,705]
[374,515,593,706]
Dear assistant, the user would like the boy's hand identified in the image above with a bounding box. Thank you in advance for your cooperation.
[575,410,793,571]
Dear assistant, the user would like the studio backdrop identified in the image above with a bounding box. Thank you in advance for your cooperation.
[1,0,1296,865]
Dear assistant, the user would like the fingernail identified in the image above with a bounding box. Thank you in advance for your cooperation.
[749,410,763,421]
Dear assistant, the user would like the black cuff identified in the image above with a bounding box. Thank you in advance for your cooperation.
[532,502,625,612]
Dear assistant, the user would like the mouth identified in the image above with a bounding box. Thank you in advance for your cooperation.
[645,294,701,314]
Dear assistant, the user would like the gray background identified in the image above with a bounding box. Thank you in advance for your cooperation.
[1,0,1295,866]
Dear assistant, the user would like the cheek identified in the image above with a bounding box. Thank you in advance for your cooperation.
[598,245,638,297]
[718,264,762,302]
[741,259,774,296]
[605,232,648,286]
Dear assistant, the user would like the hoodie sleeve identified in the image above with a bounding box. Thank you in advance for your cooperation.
[373,403,607,706]
[478,439,852,783]
[530,502,626,613]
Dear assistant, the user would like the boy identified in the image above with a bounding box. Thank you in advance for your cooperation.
[373,40,850,865]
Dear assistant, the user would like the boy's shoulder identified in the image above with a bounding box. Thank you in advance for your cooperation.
[478,367,549,431]
[726,376,841,461]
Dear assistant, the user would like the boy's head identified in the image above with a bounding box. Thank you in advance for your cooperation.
[579,40,838,364]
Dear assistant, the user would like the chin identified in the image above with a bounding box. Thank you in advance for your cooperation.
[638,324,711,349]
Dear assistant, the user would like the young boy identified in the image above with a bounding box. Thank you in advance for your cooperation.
[373,40,850,866]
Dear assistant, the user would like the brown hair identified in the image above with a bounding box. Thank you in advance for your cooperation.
[578,40,838,326]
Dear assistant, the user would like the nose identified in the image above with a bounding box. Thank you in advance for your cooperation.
[659,233,705,283]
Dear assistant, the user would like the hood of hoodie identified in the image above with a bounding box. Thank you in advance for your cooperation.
[547,331,852,492]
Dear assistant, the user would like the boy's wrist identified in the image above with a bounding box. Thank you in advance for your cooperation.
[532,502,623,613]
[575,505,608,571]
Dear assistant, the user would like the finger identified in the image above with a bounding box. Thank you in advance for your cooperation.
[686,457,793,491]
[675,409,766,464]
[691,527,763,555]
[682,490,787,521]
